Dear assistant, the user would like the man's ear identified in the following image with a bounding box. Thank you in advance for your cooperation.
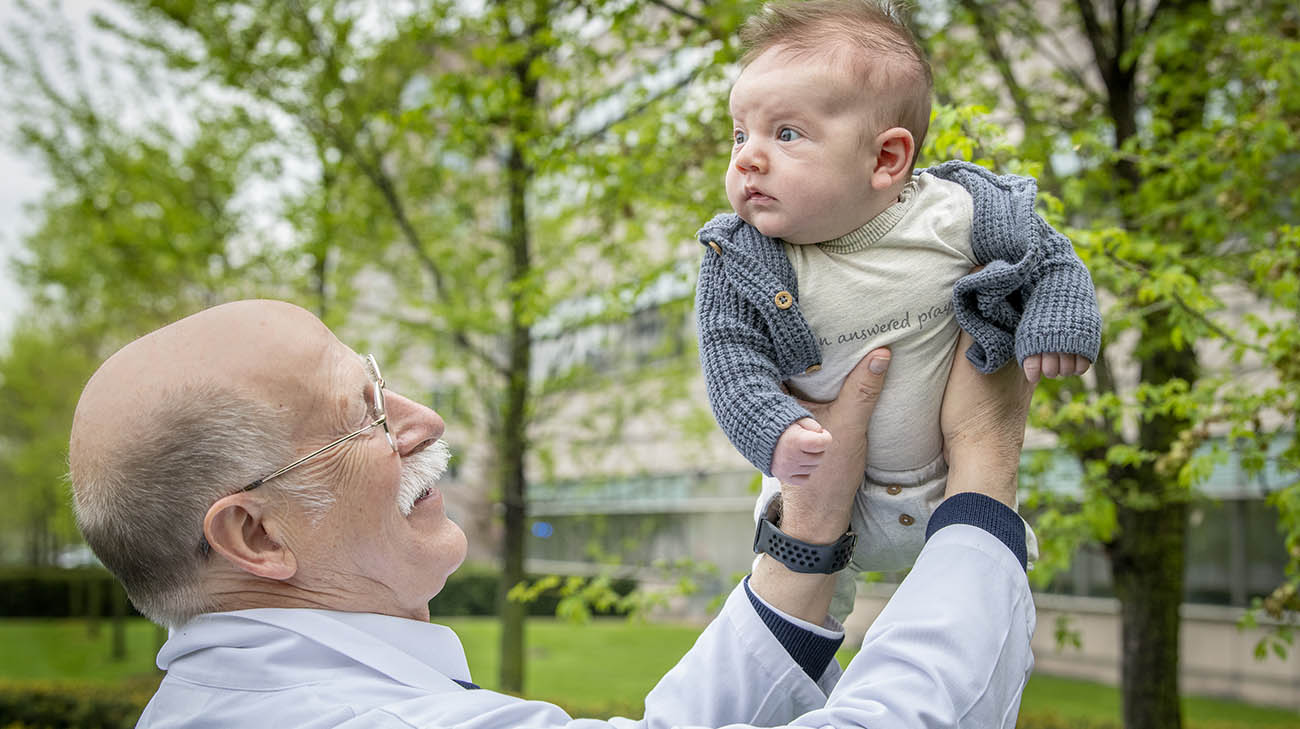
[204,494,297,580]
[869,127,915,191]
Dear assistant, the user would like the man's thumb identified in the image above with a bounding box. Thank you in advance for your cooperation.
[840,349,891,408]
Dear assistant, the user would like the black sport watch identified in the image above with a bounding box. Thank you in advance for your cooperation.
[753,516,856,574]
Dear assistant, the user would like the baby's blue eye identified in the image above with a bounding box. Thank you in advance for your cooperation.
[777,127,802,142]
[733,129,748,145]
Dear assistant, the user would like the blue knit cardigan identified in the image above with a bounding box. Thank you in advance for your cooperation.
[695,160,1102,475]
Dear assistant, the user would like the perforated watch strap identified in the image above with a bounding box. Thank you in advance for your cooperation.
[753,517,856,574]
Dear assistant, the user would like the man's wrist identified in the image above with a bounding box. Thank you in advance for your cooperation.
[768,493,854,545]
[946,447,1018,508]
[748,554,838,625]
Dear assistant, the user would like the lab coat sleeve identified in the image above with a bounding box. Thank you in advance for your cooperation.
[620,516,1034,729]
[787,523,1036,729]
[629,582,842,729]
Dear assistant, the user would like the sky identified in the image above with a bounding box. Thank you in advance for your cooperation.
[0,146,38,339]
[0,0,112,339]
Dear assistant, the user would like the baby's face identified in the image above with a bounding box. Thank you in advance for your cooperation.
[726,48,885,245]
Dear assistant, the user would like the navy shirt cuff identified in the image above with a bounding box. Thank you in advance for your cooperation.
[742,576,843,682]
[925,492,1027,570]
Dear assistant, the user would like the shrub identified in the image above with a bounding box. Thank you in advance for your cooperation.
[0,679,156,729]
[0,568,137,619]
[428,564,637,618]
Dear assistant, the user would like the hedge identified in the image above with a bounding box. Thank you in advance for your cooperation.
[0,568,136,619]
[0,679,158,729]
[0,564,634,620]
[427,563,638,617]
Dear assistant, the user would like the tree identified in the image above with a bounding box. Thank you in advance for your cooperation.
[0,319,95,565]
[1,0,755,692]
[924,2,1300,727]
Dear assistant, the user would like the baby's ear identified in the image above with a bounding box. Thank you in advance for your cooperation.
[870,127,915,191]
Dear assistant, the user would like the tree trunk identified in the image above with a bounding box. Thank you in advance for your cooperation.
[497,133,534,694]
[1076,1,1211,723]
[1106,313,1199,729]
[1108,486,1187,729]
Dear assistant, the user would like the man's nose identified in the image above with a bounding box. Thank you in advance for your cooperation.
[384,391,446,456]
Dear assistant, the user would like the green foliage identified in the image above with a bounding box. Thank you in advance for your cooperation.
[927,3,1300,724]
[0,680,154,729]
[438,563,636,619]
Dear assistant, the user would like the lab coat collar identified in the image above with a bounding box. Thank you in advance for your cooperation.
[160,608,473,692]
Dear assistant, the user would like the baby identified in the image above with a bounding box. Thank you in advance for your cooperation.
[695,0,1101,617]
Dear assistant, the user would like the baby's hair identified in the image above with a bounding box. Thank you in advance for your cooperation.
[739,0,933,167]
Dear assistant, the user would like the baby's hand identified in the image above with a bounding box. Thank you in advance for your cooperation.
[1023,353,1092,384]
[771,418,833,486]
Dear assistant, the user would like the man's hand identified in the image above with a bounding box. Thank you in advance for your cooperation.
[751,349,891,623]
[942,331,1037,507]
[1022,352,1092,384]
[771,419,832,486]
[778,351,891,547]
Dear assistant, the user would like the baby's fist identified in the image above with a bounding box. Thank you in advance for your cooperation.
[771,418,833,486]
[1023,353,1092,384]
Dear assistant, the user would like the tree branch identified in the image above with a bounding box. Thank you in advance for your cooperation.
[1074,0,1113,83]
[557,58,707,154]
[1102,250,1268,356]
[1138,0,1168,37]
[285,1,495,373]
[959,0,1038,129]
[645,0,708,28]
[387,312,507,374]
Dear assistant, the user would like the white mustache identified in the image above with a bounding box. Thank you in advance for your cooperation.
[396,440,452,516]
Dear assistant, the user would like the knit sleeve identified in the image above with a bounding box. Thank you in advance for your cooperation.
[1012,215,1102,364]
[696,250,812,476]
[936,161,1101,372]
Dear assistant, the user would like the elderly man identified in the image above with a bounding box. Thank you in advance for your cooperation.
[70,299,1035,728]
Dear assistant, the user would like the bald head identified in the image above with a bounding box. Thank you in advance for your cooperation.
[70,300,339,626]
[73,300,331,467]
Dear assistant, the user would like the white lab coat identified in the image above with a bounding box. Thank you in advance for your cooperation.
[137,524,1033,728]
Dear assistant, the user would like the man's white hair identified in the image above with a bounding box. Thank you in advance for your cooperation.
[72,382,333,628]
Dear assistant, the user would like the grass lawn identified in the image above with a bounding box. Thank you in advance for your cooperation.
[2,617,1296,727]
[0,618,163,682]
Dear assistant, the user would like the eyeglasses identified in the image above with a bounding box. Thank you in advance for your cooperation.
[242,354,398,492]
